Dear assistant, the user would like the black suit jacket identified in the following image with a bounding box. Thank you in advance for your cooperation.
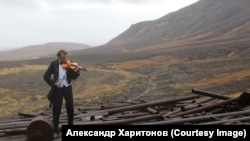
[44,59,80,87]
[44,59,80,107]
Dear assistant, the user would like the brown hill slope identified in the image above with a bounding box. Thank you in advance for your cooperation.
[59,0,250,68]
[0,42,91,61]
[105,0,250,50]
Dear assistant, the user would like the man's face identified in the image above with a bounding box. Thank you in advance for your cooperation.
[59,53,67,62]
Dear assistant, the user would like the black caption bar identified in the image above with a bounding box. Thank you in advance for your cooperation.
[62,125,250,141]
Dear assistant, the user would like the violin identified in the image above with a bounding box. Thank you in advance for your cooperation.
[61,59,87,71]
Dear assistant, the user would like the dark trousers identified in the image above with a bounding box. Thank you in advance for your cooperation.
[52,85,74,133]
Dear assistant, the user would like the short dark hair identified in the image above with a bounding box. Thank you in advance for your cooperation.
[57,49,67,57]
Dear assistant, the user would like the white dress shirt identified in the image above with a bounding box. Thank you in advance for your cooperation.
[58,62,71,87]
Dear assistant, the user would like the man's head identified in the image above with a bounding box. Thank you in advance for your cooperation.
[57,49,68,62]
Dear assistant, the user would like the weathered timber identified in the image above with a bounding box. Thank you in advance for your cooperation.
[199,116,250,125]
[75,114,163,125]
[167,98,236,118]
[0,89,250,139]
[90,95,200,115]
[146,107,159,114]
[139,109,250,125]
[26,116,54,141]
[192,88,231,100]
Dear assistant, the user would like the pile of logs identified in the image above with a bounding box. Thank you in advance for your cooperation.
[0,88,250,140]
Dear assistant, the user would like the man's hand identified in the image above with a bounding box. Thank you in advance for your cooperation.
[55,81,62,88]
[74,66,81,72]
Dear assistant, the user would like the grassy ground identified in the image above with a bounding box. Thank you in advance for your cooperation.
[1,52,250,119]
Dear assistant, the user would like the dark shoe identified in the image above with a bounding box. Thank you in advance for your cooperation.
[68,120,73,125]
[53,132,59,139]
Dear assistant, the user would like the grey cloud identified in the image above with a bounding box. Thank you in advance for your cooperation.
[44,0,156,5]
[0,0,160,10]
[0,0,40,8]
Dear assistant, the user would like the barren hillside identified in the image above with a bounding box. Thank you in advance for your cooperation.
[106,0,250,50]
[0,42,91,61]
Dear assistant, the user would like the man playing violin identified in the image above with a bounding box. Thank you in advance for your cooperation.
[43,49,83,138]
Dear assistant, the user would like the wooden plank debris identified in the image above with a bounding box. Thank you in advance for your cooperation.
[0,89,249,140]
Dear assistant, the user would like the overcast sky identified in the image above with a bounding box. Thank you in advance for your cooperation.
[0,0,198,50]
